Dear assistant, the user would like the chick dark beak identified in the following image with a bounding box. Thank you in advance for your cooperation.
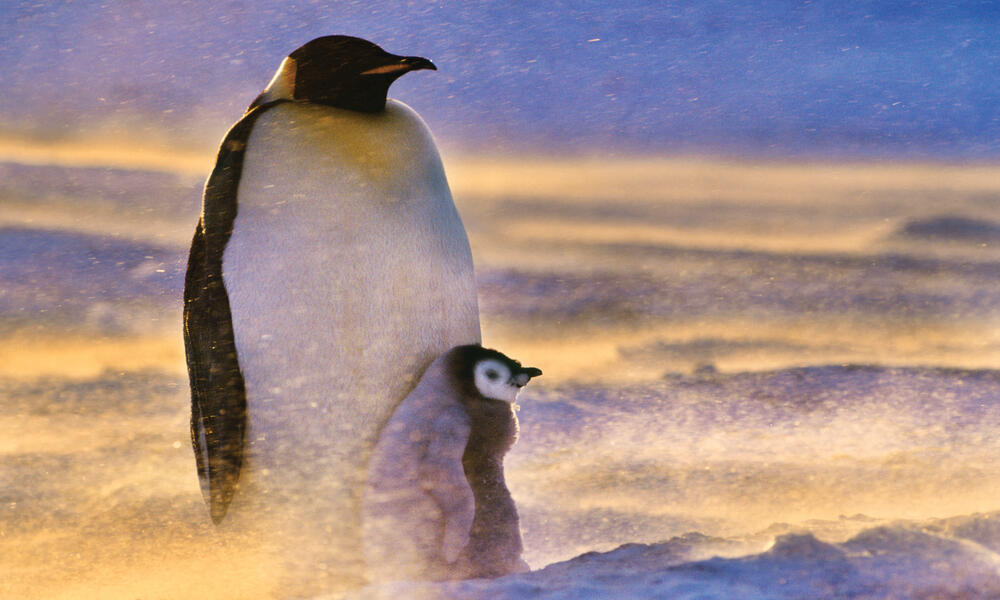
[513,367,542,387]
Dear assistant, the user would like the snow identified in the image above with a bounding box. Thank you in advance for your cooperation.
[5,3,1000,595]
[2,160,1000,599]
[345,517,1000,599]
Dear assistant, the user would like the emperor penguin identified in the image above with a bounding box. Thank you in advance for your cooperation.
[183,36,480,595]
[363,344,541,582]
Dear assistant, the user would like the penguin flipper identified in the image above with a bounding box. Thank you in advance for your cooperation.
[184,218,246,524]
[183,105,284,524]
[419,407,475,564]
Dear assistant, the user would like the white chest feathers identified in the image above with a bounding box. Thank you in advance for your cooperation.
[223,99,480,424]
[218,98,480,579]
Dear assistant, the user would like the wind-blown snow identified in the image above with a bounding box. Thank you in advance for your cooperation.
[2,159,1000,599]
[346,515,1000,599]
[4,2,1000,159]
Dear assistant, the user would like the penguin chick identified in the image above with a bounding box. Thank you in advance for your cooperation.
[363,344,541,582]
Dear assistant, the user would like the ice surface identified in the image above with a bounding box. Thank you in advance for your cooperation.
[3,160,1000,598]
[8,364,1000,600]
[5,3,1000,595]
[343,516,1000,599]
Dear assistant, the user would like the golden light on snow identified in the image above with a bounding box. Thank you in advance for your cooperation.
[0,136,213,178]
[4,150,1000,597]
[0,334,186,380]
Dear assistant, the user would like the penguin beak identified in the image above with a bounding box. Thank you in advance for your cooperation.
[513,367,543,387]
[360,56,436,76]
[399,56,437,72]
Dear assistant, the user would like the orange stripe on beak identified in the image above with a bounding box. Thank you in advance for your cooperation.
[360,63,414,76]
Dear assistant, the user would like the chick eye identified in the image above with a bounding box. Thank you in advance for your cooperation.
[486,369,499,381]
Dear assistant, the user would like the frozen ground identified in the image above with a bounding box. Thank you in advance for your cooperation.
[2,157,1000,598]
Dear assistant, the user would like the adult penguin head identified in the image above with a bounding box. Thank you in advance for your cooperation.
[249,35,436,113]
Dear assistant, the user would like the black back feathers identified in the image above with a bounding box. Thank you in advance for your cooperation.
[184,100,290,523]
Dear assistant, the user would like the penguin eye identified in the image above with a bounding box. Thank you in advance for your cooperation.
[485,369,499,381]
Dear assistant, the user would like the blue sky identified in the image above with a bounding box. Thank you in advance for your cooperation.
[3,1,999,159]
